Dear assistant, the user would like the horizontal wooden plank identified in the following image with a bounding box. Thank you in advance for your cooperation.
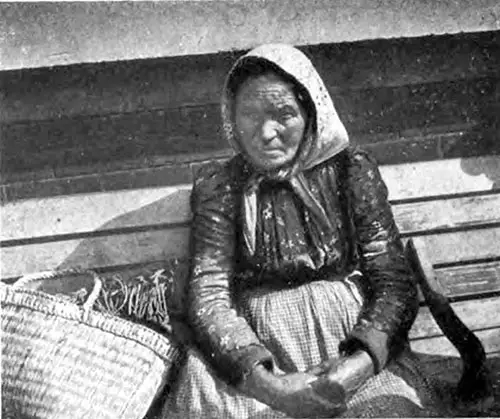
[364,127,500,166]
[3,225,500,282]
[1,105,225,174]
[0,227,190,279]
[3,1,499,70]
[383,155,500,200]
[2,226,500,297]
[0,185,192,241]
[339,77,497,135]
[3,31,499,124]
[3,76,498,175]
[3,188,500,245]
[3,157,500,240]
[0,54,231,124]
[410,297,500,340]
[2,163,196,203]
[436,261,500,299]
[410,328,500,357]
[394,193,500,235]
[4,75,496,148]
[3,124,499,188]
[415,227,500,265]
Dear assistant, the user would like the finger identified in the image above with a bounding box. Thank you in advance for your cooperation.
[306,359,338,375]
[273,365,286,376]
[306,364,330,376]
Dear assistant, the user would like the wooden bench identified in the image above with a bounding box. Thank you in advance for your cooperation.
[404,183,500,415]
[2,154,499,416]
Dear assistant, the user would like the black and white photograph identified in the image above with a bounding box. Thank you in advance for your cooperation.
[1,1,500,417]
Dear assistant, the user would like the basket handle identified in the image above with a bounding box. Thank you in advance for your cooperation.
[13,268,103,319]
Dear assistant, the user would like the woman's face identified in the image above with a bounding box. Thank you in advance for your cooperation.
[234,72,307,171]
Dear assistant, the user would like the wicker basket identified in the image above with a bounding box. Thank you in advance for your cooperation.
[1,269,181,419]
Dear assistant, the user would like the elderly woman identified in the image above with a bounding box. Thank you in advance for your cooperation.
[163,44,442,418]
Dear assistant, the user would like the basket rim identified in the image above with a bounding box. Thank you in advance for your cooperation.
[1,283,181,363]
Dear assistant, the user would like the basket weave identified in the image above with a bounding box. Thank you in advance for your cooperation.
[1,269,181,419]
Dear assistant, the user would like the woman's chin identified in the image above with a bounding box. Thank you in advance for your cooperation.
[255,159,289,171]
[250,152,293,171]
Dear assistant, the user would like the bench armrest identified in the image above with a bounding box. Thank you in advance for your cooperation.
[406,237,492,404]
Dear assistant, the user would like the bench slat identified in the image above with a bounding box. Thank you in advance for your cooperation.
[410,296,500,340]
[1,185,192,241]
[383,156,499,200]
[0,228,190,279]
[395,194,500,236]
[4,190,500,242]
[410,328,500,357]
[412,227,500,265]
[435,261,500,299]
[2,224,500,280]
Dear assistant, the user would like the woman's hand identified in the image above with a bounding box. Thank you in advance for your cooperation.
[238,364,346,418]
[306,357,342,376]
[271,371,347,418]
[309,350,374,403]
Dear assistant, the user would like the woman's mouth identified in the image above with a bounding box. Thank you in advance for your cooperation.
[261,148,283,156]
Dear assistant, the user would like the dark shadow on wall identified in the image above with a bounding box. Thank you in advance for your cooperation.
[461,155,500,190]
[54,161,228,276]
[56,189,191,274]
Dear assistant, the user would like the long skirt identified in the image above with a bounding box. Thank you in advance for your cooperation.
[161,279,444,418]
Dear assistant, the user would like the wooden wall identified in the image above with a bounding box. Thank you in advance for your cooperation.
[1,31,499,203]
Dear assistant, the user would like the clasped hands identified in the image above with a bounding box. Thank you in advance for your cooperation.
[239,350,374,418]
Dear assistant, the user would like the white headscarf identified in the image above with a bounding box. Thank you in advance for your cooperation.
[221,44,350,255]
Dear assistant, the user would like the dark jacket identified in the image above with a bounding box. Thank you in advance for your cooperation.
[188,147,419,385]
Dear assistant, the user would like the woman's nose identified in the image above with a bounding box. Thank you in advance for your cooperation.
[260,119,280,143]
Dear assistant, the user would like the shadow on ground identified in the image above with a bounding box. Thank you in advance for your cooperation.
[414,352,500,417]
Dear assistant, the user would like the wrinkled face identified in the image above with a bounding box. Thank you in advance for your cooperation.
[234,73,307,171]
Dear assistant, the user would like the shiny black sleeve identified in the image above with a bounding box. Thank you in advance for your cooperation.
[188,164,274,385]
[340,148,419,373]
